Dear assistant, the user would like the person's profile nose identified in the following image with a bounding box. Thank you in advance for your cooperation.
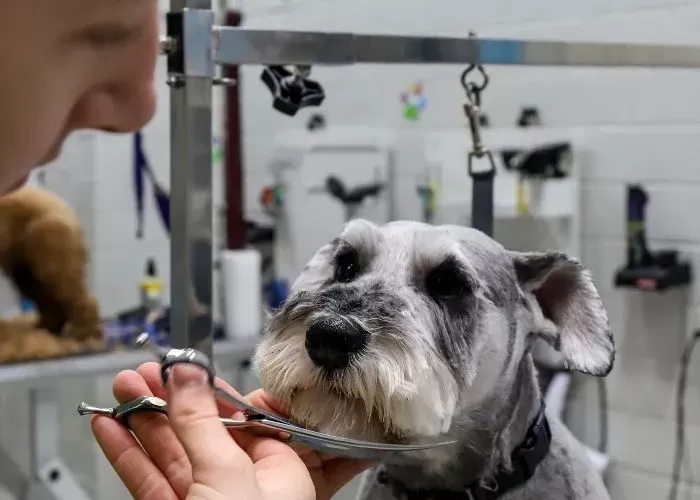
[74,81,157,134]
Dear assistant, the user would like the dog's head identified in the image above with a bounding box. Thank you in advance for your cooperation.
[255,219,613,443]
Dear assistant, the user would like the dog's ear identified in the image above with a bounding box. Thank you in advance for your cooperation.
[510,251,614,377]
[290,238,341,291]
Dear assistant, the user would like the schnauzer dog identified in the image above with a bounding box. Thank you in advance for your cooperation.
[255,219,614,500]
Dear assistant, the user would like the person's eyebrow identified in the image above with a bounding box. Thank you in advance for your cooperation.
[56,0,150,47]
[59,18,145,48]
[80,0,143,7]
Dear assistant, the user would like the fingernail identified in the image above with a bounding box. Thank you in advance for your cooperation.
[168,363,209,389]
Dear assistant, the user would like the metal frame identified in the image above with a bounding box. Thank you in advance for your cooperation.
[214,30,700,67]
[164,5,700,352]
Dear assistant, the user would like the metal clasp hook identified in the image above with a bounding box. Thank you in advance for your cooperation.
[461,31,495,178]
[460,31,490,101]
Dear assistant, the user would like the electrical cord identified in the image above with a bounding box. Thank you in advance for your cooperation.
[669,330,700,500]
[597,376,608,454]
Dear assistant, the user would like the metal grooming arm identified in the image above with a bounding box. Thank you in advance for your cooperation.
[162,7,700,355]
[212,29,700,67]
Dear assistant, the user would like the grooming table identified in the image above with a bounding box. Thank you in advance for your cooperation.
[0,338,257,500]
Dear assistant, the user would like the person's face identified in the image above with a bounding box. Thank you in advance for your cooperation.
[0,0,159,193]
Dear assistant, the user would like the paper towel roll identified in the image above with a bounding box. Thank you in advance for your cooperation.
[221,248,262,339]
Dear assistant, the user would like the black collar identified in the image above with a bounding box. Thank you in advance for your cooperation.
[376,402,551,500]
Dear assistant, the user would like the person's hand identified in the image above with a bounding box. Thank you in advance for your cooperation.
[241,387,374,500]
[91,361,372,500]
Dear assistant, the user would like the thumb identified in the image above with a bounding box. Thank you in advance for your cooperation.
[166,363,253,480]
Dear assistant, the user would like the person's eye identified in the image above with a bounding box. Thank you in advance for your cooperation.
[70,24,138,49]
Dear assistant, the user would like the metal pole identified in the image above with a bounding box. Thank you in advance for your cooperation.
[224,10,245,251]
[213,28,700,68]
[167,0,215,358]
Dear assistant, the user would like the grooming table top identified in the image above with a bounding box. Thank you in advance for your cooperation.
[0,338,258,387]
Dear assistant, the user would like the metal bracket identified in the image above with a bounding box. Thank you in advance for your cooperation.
[164,9,215,78]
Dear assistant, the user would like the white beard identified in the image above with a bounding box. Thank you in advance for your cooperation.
[254,323,460,442]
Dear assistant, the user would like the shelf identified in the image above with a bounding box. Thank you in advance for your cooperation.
[427,128,579,220]
[0,337,259,388]
[437,176,578,220]
[272,126,396,154]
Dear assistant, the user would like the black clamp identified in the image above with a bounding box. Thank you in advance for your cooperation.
[325,176,384,205]
[261,65,326,116]
[500,142,572,179]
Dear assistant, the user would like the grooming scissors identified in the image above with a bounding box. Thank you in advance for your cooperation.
[76,334,457,461]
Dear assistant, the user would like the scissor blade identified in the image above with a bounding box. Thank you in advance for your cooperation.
[257,417,457,451]
[213,386,457,454]
[222,418,455,461]
[214,386,291,425]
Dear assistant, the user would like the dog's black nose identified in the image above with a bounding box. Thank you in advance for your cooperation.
[305,316,368,371]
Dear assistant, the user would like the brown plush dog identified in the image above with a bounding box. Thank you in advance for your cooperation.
[0,186,102,362]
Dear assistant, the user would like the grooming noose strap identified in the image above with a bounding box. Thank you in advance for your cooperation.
[462,32,496,238]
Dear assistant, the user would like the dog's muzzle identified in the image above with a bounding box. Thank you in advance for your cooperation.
[305,316,368,371]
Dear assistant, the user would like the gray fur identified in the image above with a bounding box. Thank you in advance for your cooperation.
[255,219,614,499]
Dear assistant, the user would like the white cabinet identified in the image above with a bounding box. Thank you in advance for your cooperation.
[268,127,396,284]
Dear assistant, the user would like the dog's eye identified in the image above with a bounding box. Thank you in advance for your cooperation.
[334,250,360,283]
[426,265,466,299]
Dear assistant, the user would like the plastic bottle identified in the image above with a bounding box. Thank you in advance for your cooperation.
[139,257,163,311]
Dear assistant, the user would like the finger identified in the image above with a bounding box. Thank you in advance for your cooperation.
[91,415,178,500]
[136,363,287,421]
[137,363,275,453]
[243,388,289,416]
[256,456,316,500]
[137,362,243,417]
[321,457,375,496]
[112,369,192,497]
[165,363,256,488]
[249,439,315,500]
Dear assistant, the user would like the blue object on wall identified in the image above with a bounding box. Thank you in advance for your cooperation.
[133,132,171,238]
[265,279,289,309]
[478,39,524,65]
[134,133,146,238]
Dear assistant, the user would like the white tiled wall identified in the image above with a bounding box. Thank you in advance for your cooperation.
[4,0,698,499]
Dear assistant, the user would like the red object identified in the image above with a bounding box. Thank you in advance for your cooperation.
[636,278,657,291]
[225,10,245,250]
[260,186,273,207]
